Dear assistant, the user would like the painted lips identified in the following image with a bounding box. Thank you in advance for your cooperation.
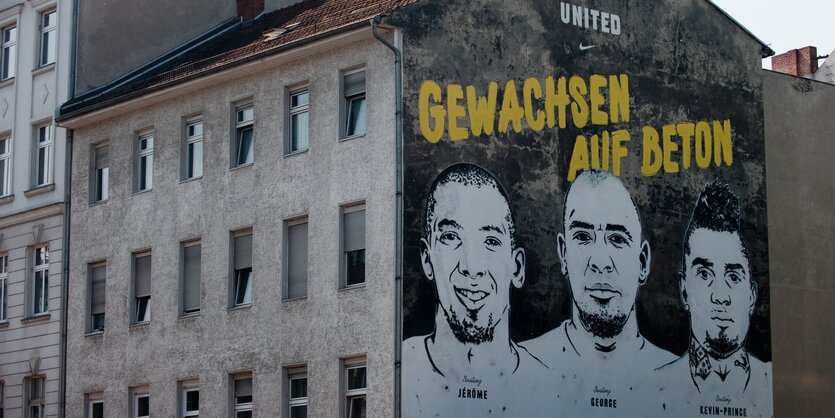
[455,287,490,308]
[586,283,621,301]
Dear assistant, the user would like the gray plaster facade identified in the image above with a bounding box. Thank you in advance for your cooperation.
[763,70,835,418]
[0,0,72,416]
[64,29,398,417]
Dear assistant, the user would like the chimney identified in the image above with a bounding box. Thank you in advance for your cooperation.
[772,46,819,77]
[237,0,265,21]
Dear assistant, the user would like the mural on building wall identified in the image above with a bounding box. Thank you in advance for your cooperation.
[394,0,772,417]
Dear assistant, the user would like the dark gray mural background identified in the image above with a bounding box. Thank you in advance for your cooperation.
[393,0,769,360]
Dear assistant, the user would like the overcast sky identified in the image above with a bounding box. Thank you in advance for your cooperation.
[709,0,835,68]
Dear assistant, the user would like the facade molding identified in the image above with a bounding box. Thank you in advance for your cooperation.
[0,201,63,229]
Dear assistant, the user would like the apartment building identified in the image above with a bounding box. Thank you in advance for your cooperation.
[58,0,402,416]
[0,0,72,417]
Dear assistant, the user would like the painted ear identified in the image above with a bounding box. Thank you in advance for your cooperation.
[420,238,435,281]
[557,233,567,276]
[638,240,651,285]
[677,271,689,309]
[748,280,758,316]
[511,247,526,289]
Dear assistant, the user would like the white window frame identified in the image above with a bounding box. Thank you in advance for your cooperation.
[92,143,109,203]
[2,25,16,79]
[133,392,149,418]
[341,203,366,288]
[184,117,203,180]
[342,68,367,139]
[180,380,199,418]
[132,251,152,324]
[231,230,253,307]
[38,9,56,67]
[181,240,201,315]
[0,135,11,196]
[0,254,7,322]
[234,104,254,167]
[344,361,367,418]
[88,261,106,332]
[232,374,253,417]
[287,369,308,418]
[86,392,104,418]
[32,245,49,315]
[287,87,309,153]
[27,376,45,418]
[35,123,53,187]
[135,131,154,192]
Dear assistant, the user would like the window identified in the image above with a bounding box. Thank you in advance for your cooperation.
[0,254,7,321]
[0,380,4,418]
[132,389,149,418]
[89,263,106,332]
[181,241,201,315]
[180,380,199,418]
[342,205,366,287]
[87,392,104,418]
[233,375,252,418]
[135,132,153,192]
[34,123,53,187]
[38,10,56,67]
[91,144,109,202]
[344,362,366,418]
[231,231,252,307]
[32,246,49,315]
[27,376,45,418]
[284,218,308,299]
[287,370,308,418]
[0,136,10,196]
[2,26,16,79]
[234,104,254,167]
[133,252,151,324]
[343,70,366,138]
[288,88,309,153]
[183,118,203,180]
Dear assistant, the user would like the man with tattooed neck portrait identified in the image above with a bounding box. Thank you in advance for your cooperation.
[654,181,772,417]
[524,170,674,416]
[402,163,547,418]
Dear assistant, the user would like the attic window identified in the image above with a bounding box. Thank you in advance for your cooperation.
[262,28,287,41]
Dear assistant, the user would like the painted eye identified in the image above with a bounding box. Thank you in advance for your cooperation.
[608,233,629,248]
[484,237,502,248]
[727,272,743,284]
[696,267,713,281]
[573,231,593,244]
[439,231,461,247]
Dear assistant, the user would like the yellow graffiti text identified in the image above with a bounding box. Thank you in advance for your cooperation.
[641,120,733,176]
[567,130,630,182]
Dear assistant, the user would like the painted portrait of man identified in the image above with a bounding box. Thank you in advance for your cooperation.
[524,169,675,415]
[654,181,772,417]
[401,163,548,418]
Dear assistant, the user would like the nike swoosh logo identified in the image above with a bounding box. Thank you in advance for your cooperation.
[579,43,597,51]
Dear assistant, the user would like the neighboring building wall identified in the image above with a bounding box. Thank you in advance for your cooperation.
[813,51,835,84]
[66,33,397,417]
[0,0,71,416]
[763,70,835,417]
[74,0,237,94]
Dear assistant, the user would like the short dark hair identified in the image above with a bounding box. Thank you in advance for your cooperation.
[683,180,748,260]
[424,163,516,248]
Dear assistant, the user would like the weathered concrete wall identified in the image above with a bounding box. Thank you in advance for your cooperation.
[763,70,835,418]
[66,33,397,417]
[74,0,236,94]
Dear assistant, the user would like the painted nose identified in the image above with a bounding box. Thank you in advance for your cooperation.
[588,253,615,275]
[710,286,732,306]
[458,246,485,279]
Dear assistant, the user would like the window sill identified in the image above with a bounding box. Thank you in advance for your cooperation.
[227,303,252,312]
[179,311,200,319]
[129,321,150,329]
[24,183,55,197]
[283,148,308,158]
[0,77,13,88]
[179,176,202,185]
[131,188,153,196]
[339,283,366,292]
[22,313,51,324]
[85,330,104,337]
[88,198,108,207]
[0,320,9,328]
[32,62,55,77]
[0,194,14,205]
[230,162,254,171]
[282,295,308,303]
[339,132,367,143]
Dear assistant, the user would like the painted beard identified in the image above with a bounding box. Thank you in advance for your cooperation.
[576,301,629,339]
[444,305,496,344]
[704,329,741,359]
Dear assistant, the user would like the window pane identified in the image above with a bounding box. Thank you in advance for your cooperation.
[347,367,366,390]
[185,390,199,411]
[290,112,309,151]
[183,244,201,313]
[235,269,252,305]
[137,396,149,416]
[92,313,104,331]
[188,141,203,178]
[238,107,253,123]
[348,397,366,418]
[347,96,367,136]
[236,412,252,418]
[290,405,307,418]
[92,402,104,418]
[0,160,6,195]
[290,377,307,399]
[287,223,308,299]
[291,91,308,108]
[37,147,47,185]
[346,249,365,286]
[237,128,253,165]
[34,271,46,313]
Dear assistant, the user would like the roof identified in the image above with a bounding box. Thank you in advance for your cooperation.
[704,0,775,58]
[59,0,416,121]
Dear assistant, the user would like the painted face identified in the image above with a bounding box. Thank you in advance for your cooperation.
[559,177,650,339]
[683,228,755,359]
[421,181,525,344]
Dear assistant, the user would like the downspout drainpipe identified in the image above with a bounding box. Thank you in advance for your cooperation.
[59,129,73,418]
[371,16,403,418]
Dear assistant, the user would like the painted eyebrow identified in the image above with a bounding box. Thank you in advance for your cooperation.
[605,224,634,241]
[691,257,714,269]
[725,263,747,275]
[480,225,505,235]
[569,221,594,230]
[436,219,462,231]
